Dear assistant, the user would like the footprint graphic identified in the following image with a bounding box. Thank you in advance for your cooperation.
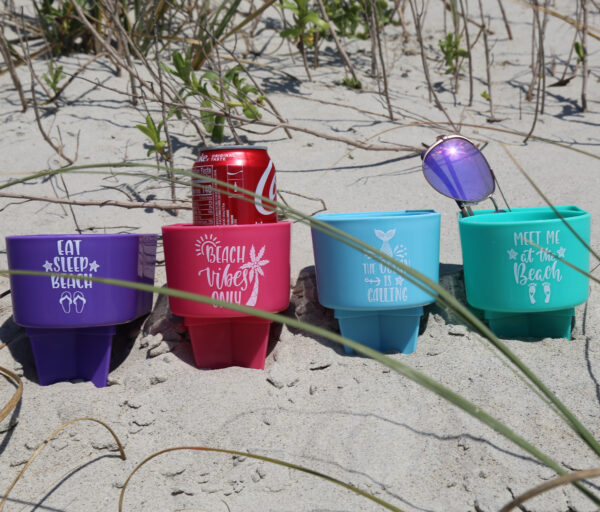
[542,282,551,303]
[73,291,86,314]
[59,291,72,313]
[528,283,537,304]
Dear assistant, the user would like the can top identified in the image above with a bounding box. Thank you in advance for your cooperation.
[197,145,267,152]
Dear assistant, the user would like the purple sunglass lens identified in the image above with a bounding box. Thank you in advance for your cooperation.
[422,138,495,202]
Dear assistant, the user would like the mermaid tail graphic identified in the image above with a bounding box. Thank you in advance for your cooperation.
[374,229,396,256]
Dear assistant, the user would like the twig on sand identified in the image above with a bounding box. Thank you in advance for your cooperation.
[315,0,360,86]
[278,189,327,216]
[0,191,192,211]
[477,0,501,122]
[516,0,600,41]
[458,0,473,106]
[27,60,76,165]
[46,53,107,103]
[0,27,26,111]
[496,0,513,39]
[580,0,588,111]
[407,0,459,132]
[524,0,549,143]
[441,0,494,34]
[370,0,394,120]
[153,0,176,205]
[58,167,83,233]
[500,468,600,512]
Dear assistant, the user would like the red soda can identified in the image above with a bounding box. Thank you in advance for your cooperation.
[192,146,277,225]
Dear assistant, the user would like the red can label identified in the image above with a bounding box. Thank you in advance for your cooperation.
[192,146,277,225]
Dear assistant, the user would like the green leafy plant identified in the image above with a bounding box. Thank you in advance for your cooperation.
[324,0,363,38]
[191,0,243,69]
[336,75,362,89]
[136,115,167,159]
[439,32,468,75]
[33,0,99,56]
[324,0,394,39]
[165,51,265,142]
[575,41,585,63]
[126,0,185,56]
[481,90,491,101]
[280,0,329,77]
[42,60,65,94]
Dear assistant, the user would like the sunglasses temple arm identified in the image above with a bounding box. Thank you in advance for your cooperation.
[491,168,512,212]
[456,200,474,217]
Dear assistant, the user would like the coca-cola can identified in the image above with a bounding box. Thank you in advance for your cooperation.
[192,146,277,225]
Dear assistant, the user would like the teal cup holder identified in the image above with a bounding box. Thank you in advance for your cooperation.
[311,210,441,354]
[458,205,591,339]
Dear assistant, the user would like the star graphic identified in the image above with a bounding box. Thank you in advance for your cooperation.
[89,260,100,272]
[42,260,53,272]
[507,248,518,260]
[556,247,566,259]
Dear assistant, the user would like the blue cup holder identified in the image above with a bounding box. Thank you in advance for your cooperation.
[311,210,441,354]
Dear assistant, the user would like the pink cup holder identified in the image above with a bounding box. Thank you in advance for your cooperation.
[162,222,291,369]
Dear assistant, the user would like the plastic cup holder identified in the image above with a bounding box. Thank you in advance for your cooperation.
[6,233,158,387]
[458,206,590,339]
[311,210,441,354]
[162,222,290,369]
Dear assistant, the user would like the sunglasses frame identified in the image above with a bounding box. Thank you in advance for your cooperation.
[421,134,500,216]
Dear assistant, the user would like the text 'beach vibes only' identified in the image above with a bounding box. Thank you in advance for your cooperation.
[195,234,269,307]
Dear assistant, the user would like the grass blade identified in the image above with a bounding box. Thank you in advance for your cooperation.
[118,446,406,512]
[0,417,126,511]
[2,268,598,504]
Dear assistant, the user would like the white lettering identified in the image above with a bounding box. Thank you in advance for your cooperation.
[367,287,408,303]
[514,260,563,285]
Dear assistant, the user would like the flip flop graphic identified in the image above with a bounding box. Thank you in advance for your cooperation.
[73,291,86,314]
[59,291,72,314]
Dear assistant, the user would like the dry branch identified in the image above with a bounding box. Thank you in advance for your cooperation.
[0,366,22,424]
[46,52,107,103]
[315,0,360,85]
[0,27,26,111]
[497,0,513,39]
[514,0,600,40]
[0,192,192,211]
[500,468,600,512]
[407,0,459,132]
[370,0,394,120]
[442,0,494,34]
[581,0,588,111]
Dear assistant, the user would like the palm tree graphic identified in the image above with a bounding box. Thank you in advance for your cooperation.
[240,245,270,306]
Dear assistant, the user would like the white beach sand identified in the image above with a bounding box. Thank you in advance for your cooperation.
[1,0,600,510]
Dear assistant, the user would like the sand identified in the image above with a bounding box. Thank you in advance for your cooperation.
[1,0,600,510]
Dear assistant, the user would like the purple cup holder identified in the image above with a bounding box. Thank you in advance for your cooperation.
[6,233,157,387]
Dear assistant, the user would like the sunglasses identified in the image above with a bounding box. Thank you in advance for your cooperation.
[421,134,510,217]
